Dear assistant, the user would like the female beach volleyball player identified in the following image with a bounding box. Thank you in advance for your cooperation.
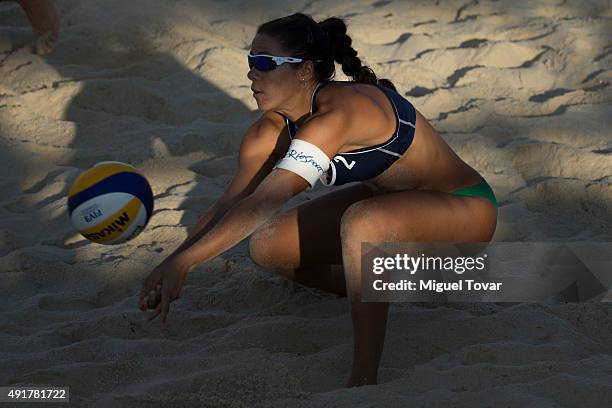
[139,13,498,387]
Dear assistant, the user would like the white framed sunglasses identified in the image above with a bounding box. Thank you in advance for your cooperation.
[247,50,306,71]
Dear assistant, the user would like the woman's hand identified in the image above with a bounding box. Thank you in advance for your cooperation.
[139,254,190,325]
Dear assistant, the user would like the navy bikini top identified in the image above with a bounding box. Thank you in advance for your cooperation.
[283,80,417,186]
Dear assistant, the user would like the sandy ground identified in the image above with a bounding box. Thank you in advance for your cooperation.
[1,0,611,406]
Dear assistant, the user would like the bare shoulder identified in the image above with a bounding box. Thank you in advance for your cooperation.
[314,82,360,111]
[241,111,288,157]
[315,81,389,120]
[249,111,286,140]
[290,84,357,157]
[312,82,393,147]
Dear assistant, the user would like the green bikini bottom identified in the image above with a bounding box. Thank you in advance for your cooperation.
[449,177,498,210]
[363,177,498,212]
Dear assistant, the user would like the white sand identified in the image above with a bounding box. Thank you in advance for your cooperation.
[1,0,611,406]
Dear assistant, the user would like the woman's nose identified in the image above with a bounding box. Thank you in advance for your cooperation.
[247,66,258,81]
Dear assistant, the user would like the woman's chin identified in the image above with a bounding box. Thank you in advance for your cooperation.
[253,93,274,111]
[255,100,271,112]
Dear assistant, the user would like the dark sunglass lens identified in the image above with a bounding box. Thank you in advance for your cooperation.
[249,56,277,72]
[261,59,277,71]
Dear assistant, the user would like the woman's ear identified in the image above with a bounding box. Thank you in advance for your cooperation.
[299,60,316,82]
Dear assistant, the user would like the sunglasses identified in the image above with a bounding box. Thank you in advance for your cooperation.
[247,50,305,72]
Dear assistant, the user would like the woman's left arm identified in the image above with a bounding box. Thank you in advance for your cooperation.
[181,106,351,268]
[180,168,308,269]
[141,106,350,323]
[140,170,308,324]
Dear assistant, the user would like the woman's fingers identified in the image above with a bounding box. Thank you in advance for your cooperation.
[145,284,167,322]
[139,284,162,311]
[138,291,150,310]
[148,304,162,321]
[141,270,163,298]
[147,289,158,309]
[139,287,153,309]
[141,265,183,326]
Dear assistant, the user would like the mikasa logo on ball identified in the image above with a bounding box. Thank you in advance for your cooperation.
[84,212,132,241]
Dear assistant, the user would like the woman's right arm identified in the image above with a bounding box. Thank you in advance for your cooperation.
[171,113,287,254]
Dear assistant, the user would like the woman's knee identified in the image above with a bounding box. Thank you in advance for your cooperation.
[248,223,299,270]
[248,227,276,269]
[340,200,382,243]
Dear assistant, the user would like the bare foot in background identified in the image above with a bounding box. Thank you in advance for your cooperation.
[17,0,60,54]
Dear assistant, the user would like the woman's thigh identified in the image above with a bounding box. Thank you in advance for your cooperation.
[339,190,498,292]
[341,190,498,246]
[248,183,374,269]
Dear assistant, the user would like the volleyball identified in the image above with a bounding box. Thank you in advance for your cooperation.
[67,161,154,245]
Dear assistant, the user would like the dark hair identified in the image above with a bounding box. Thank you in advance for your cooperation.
[257,13,397,91]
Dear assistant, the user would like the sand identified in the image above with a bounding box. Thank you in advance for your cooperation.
[1,0,611,406]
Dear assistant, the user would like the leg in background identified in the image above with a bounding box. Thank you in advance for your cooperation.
[15,0,60,54]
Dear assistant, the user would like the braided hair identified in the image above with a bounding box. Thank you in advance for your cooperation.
[257,13,397,91]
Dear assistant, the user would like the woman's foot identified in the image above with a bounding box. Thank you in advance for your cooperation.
[345,369,378,388]
[17,0,59,54]
[345,376,377,388]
